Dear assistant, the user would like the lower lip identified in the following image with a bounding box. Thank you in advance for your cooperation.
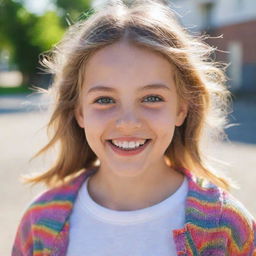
[107,140,151,156]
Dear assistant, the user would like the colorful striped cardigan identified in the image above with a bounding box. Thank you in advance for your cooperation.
[12,168,256,255]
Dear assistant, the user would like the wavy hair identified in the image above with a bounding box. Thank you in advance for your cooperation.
[28,0,232,189]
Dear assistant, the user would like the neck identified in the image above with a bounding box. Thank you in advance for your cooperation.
[87,162,184,211]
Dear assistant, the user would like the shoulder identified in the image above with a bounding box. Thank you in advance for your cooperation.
[12,170,93,255]
[219,190,256,254]
[21,170,90,223]
[187,171,256,255]
[26,171,87,219]
[184,168,255,221]
[190,171,255,229]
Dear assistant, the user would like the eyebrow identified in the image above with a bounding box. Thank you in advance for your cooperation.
[87,83,171,94]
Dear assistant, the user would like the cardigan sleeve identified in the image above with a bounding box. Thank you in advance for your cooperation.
[220,191,256,255]
[11,180,79,256]
[12,207,34,256]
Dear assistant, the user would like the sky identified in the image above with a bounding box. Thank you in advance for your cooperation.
[24,0,55,15]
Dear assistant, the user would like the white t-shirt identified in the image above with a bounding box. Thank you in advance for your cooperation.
[67,176,188,256]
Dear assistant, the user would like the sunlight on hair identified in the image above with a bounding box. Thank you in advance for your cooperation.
[29,0,233,191]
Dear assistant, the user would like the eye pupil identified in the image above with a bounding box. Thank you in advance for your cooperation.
[102,98,109,103]
[144,96,162,102]
[97,97,113,104]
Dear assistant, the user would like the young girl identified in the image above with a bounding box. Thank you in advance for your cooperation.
[12,0,256,255]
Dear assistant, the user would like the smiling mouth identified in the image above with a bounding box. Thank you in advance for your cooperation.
[106,139,151,151]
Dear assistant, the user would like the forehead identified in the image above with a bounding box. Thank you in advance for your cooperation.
[82,40,175,91]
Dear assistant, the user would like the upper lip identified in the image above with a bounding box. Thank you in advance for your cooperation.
[107,137,150,141]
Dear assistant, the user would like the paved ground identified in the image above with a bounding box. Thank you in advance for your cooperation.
[0,94,255,255]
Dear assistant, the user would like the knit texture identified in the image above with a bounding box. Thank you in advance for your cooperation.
[12,168,256,256]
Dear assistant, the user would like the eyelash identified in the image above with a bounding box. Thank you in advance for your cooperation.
[93,95,164,105]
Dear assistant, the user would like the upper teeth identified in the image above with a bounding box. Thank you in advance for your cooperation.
[112,140,147,149]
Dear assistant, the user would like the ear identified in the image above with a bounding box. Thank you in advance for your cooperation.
[74,105,85,128]
[175,101,188,127]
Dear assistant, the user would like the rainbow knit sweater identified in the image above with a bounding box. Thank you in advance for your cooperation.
[12,168,256,255]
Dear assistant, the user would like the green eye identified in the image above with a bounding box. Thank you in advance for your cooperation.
[94,97,115,105]
[143,95,164,102]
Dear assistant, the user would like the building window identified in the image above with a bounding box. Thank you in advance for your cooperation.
[236,0,244,9]
[200,2,214,30]
[228,41,243,90]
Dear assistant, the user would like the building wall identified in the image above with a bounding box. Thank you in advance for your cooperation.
[207,20,256,92]
[171,0,256,30]
[213,0,256,27]
[171,0,256,92]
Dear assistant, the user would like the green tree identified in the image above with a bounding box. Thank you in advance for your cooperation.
[0,0,64,85]
[30,11,65,52]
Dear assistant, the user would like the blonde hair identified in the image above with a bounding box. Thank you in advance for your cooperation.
[28,0,231,189]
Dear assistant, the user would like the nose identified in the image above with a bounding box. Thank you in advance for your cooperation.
[115,108,142,130]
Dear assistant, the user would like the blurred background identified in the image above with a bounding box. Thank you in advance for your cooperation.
[0,0,255,255]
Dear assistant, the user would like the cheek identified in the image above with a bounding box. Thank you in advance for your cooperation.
[144,107,177,127]
[143,108,177,141]
[85,109,109,124]
[83,109,111,140]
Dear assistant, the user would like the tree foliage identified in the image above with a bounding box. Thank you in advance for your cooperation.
[54,0,92,24]
[1,0,37,82]
[0,0,64,85]
[0,0,93,86]
[29,11,65,51]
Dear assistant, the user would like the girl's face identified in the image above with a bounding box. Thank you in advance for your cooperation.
[75,40,187,178]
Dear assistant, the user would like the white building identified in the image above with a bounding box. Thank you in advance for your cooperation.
[170,0,256,92]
